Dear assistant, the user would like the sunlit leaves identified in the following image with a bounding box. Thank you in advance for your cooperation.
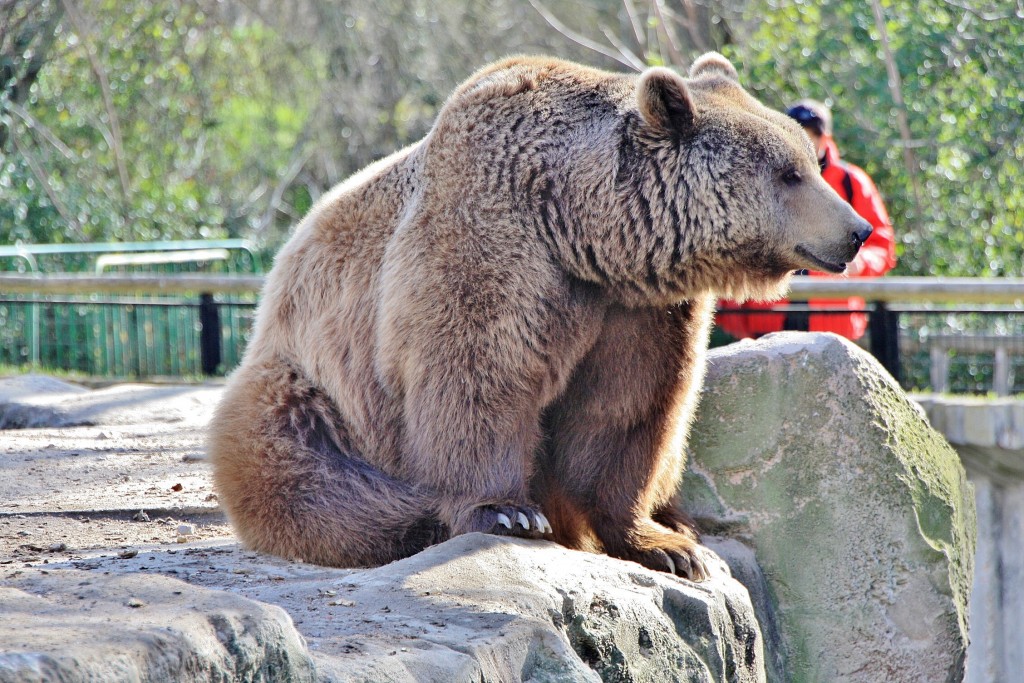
[739,0,1023,277]
[1,0,321,246]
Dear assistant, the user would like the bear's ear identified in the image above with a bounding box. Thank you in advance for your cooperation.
[689,52,739,82]
[637,67,696,136]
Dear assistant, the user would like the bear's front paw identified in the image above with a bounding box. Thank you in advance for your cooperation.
[454,503,553,539]
[613,532,711,582]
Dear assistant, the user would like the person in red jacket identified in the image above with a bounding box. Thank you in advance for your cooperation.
[717,100,897,340]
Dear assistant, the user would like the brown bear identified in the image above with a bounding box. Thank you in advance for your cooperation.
[209,52,870,580]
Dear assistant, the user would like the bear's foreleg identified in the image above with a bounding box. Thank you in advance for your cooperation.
[209,358,446,566]
[391,307,569,540]
[540,296,715,580]
[377,214,593,542]
[398,357,555,541]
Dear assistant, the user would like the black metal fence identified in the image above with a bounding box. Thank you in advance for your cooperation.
[714,303,1024,396]
[0,295,1022,395]
[0,241,262,378]
[2,273,1024,395]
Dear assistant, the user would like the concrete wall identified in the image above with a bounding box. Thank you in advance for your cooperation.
[915,396,1024,683]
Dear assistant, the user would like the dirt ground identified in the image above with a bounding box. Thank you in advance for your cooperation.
[1,377,234,581]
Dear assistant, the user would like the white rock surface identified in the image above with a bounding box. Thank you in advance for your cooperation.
[2,348,978,683]
[0,571,316,682]
[1,533,766,683]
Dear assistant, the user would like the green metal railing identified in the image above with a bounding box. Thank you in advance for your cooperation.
[0,241,262,377]
[0,239,262,274]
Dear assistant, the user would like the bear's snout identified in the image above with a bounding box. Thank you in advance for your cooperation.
[850,220,872,249]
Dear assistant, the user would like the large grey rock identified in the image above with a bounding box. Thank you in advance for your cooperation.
[0,570,316,682]
[703,538,788,683]
[3,534,768,683]
[303,533,765,682]
[682,332,975,683]
[2,338,977,682]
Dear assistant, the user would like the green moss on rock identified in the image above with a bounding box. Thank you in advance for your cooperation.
[682,333,975,683]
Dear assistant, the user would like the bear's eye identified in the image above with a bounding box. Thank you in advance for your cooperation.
[782,168,803,186]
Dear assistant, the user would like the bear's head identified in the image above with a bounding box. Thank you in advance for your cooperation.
[606,53,873,304]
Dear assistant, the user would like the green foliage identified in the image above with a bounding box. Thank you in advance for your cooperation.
[733,0,1024,277]
[2,0,1021,275]
[2,0,322,246]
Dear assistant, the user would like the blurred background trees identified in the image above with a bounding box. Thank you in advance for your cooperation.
[1,0,1021,275]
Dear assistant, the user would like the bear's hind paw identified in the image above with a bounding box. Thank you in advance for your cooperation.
[613,533,711,582]
[664,546,709,582]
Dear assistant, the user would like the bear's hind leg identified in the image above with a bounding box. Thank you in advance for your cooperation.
[652,501,702,540]
[209,359,446,567]
[591,511,706,579]
[541,298,715,580]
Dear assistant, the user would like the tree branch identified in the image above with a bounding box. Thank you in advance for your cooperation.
[651,0,687,67]
[12,132,86,240]
[621,0,647,52]
[677,0,710,53]
[256,145,312,241]
[60,0,131,212]
[598,24,647,71]
[8,100,75,159]
[0,0,63,151]
[937,0,1016,21]
[869,0,924,227]
[527,0,646,71]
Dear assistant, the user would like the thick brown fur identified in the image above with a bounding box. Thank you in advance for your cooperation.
[209,53,870,580]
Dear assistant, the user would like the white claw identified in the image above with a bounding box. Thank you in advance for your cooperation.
[536,513,552,534]
[516,512,530,530]
[665,554,677,575]
[496,513,513,529]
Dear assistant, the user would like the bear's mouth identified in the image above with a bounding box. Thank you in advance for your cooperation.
[794,245,847,274]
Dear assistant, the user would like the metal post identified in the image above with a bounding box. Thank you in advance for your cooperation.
[199,293,222,376]
[869,301,901,383]
[994,346,1010,397]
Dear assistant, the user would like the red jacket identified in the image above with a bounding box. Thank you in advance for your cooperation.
[717,137,896,340]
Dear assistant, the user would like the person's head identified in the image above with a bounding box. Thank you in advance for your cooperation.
[786,100,831,160]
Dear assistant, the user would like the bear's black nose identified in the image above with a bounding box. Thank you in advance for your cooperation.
[851,221,872,248]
